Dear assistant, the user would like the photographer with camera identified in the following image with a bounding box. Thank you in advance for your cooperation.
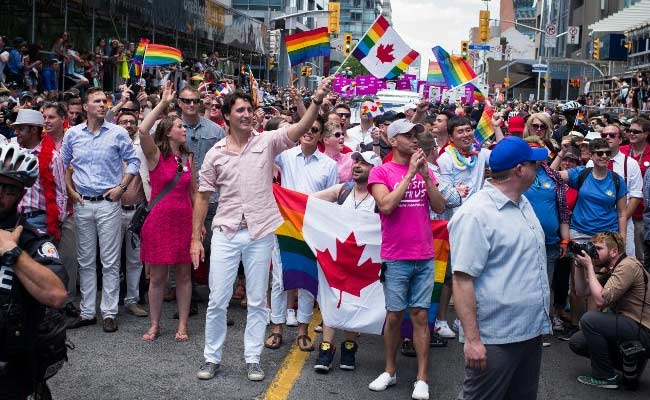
[569,231,650,390]
[0,142,68,399]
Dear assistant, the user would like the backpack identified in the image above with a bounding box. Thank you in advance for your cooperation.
[337,181,355,205]
[576,167,621,194]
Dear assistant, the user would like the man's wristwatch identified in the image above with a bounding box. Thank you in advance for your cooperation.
[1,246,23,266]
[310,96,323,106]
[118,184,127,192]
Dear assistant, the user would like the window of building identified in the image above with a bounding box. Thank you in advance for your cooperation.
[353,0,362,8]
[351,12,362,21]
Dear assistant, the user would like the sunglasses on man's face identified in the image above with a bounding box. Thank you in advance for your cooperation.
[336,112,351,119]
[309,126,321,134]
[593,150,612,157]
[179,98,200,105]
[600,132,618,139]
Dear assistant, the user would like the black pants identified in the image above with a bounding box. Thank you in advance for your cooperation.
[569,311,650,379]
[553,256,572,310]
[643,240,650,273]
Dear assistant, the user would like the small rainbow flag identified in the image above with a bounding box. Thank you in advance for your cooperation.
[432,45,477,88]
[191,73,205,82]
[142,44,183,67]
[475,103,495,146]
[352,15,419,80]
[361,101,385,118]
[576,111,585,125]
[214,84,231,97]
[466,82,485,103]
[132,38,149,65]
[285,27,330,66]
[427,61,445,85]
[273,185,318,297]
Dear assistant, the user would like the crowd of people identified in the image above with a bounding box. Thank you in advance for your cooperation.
[2,32,650,400]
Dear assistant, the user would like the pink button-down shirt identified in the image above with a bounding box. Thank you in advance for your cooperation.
[198,127,295,240]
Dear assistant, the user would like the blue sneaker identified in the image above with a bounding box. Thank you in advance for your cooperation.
[577,374,619,389]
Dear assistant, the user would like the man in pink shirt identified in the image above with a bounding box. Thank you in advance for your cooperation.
[191,77,334,382]
[367,119,446,400]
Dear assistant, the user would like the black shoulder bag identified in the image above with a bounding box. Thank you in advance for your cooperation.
[128,154,188,247]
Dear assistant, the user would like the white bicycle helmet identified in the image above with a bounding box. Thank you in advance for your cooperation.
[561,101,582,113]
[0,142,38,187]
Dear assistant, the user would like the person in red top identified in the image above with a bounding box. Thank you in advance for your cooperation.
[618,117,650,262]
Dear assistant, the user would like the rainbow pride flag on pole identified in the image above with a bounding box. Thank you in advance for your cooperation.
[432,45,477,88]
[143,44,183,67]
[427,61,445,85]
[285,27,330,66]
[475,102,495,146]
[352,15,419,80]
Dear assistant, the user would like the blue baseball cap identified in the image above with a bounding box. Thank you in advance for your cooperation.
[489,137,548,172]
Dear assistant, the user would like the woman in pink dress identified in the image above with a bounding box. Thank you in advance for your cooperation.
[322,121,353,182]
[138,82,196,342]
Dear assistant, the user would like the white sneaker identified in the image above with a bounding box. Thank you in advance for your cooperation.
[412,380,429,400]
[286,309,298,327]
[434,320,456,338]
[452,318,461,333]
[368,372,397,391]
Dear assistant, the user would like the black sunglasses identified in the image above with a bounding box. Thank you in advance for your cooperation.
[627,128,644,135]
[309,126,321,134]
[333,132,343,138]
[593,150,612,157]
[337,112,351,118]
[531,123,547,131]
[174,155,184,173]
[600,132,618,139]
[179,98,200,105]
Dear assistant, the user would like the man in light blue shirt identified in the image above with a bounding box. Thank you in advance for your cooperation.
[61,87,140,333]
[269,117,338,352]
[449,137,551,400]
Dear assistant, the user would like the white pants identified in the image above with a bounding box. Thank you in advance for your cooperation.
[59,217,78,303]
[626,216,635,257]
[120,208,143,305]
[203,229,273,364]
[74,200,122,320]
[270,237,314,325]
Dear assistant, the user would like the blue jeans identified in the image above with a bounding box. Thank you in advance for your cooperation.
[545,243,560,288]
[382,259,434,312]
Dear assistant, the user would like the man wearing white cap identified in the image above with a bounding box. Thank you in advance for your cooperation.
[309,151,381,373]
[368,118,445,400]
[11,109,67,233]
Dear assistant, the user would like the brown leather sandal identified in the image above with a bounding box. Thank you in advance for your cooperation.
[297,334,314,352]
[264,333,283,349]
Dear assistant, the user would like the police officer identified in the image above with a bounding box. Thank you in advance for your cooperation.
[0,142,67,399]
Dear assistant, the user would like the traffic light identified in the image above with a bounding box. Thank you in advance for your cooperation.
[460,41,469,60]
[301,66,308,76]
[593,37,600,60]
[504,77,510,87]
[306,67,312,76]
[479,10,490,43]
[343,33,353,56]
[328,2,340,34]
[624,40,632,53]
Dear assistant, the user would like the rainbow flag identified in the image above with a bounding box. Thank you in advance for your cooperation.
[352,15,419,79]
[475,103,495,146]
[432,45,477,88]
[132,38,149,65]
[214,84,231,97]
[285,27,330,66]
[427,61,445,85]
[142,44,183,67]
[466,82,485,103]
[191,73,205,82]
[400,220,449,338]
[361,101,385,118]
[274,186,319,297]
[249,65,258,107]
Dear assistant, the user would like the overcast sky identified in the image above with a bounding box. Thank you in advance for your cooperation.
[390,0,501,78]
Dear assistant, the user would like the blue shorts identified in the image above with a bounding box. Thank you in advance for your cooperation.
[382,259,434,312]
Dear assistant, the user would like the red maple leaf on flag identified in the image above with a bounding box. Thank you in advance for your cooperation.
[315,233,381,308]
[376,44,395,63]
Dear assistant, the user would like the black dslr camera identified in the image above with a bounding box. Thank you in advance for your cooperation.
[567,241,599,258]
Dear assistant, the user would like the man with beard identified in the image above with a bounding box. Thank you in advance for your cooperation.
[570,231,650,390]
[310,151,381,373]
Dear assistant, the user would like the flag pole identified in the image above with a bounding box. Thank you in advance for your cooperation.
[333,14,383,76]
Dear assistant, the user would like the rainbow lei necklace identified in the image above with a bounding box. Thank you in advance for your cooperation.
[446,144,478,170]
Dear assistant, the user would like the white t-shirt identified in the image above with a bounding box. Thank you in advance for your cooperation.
[341,186,376,213]
[437,147,491,200]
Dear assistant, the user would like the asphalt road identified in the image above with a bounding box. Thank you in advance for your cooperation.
[49,295,649,400]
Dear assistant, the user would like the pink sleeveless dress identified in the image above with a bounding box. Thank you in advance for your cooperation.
[140,153,192,264]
